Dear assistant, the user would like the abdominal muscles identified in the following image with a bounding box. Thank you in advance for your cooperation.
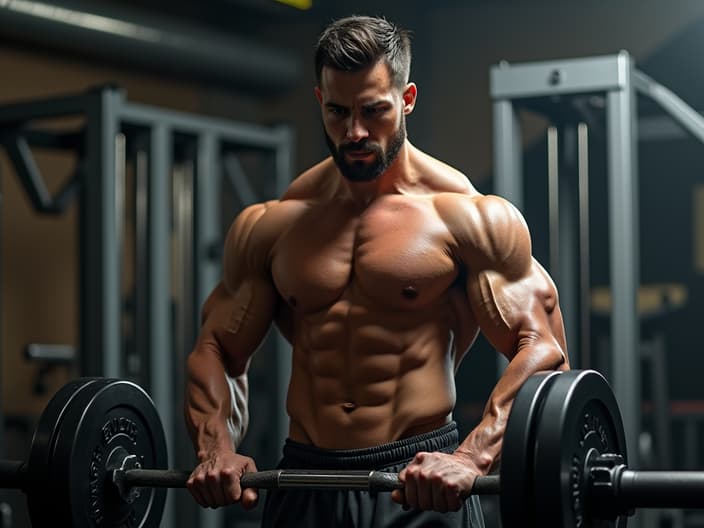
[286,296,458,449]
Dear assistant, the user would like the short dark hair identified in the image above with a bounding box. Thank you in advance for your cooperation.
[314,15,412,88]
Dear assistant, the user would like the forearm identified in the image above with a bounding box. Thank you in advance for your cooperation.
[455,340,567,473]
[185,344,249,459]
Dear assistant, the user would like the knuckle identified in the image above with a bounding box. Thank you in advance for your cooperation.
[221,466,237,479]
[428,470,442,481]
[444,481,459,493]
[405,466,419,478]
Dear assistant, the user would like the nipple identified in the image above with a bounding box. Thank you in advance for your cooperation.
[402,286,418,300]
[342,402,357,413]
[288,296,297,307]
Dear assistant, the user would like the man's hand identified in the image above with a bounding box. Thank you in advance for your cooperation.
[391,451,479,512]
[186,450,259,509]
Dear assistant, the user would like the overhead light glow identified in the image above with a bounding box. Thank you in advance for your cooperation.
[2,0,161,41]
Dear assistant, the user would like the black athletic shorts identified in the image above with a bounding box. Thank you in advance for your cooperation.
[261,422,485,527]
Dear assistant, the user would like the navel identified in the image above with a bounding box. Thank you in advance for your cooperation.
[402,286,418,300]
[341,402,357,413]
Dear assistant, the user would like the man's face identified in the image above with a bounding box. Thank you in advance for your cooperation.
[315,61,416,182]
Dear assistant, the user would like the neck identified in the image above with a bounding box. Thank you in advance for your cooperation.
[339,141,416,206]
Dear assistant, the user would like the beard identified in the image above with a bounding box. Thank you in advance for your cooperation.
[325,119,406,182]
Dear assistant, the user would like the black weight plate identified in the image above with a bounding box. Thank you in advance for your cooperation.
[499,370,561,528]
[32,378,168,528]
[26,378,104,525]
[533,370,628,528]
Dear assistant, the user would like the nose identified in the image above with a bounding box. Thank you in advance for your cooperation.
[345,116,368,143]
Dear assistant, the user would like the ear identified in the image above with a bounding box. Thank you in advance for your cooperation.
[402,83,417,115]
[314,86,323,105]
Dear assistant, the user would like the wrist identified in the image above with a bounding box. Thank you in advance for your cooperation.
[197,437,237,462]
[453,448,493,475]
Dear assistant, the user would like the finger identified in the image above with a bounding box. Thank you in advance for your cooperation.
[395,468,410,508]
[392,489,411,511]
[416,473,434,511]
[413,452,429,464]
[397,467,407,482]
[390,489,405,505]
[237,458,259,509]
[205,469,228,507]
[186,476,208,508]
[432,480,450,513]
[403,466,420,509]
[446,492,463,513]
[448,478,467,512]
[194,471,218,508]
[241,488,259,510]
[405,462,433,511]
[221,466,242,504]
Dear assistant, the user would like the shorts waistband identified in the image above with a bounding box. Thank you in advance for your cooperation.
[281,421,458,470]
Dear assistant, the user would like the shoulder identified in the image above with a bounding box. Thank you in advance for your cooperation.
[222,196,305,282]
[410,145,479,195]
[435,193,532,277]
[282,157,339,201]
[222,201,277,278]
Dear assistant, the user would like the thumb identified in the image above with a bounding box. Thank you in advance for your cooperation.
[390,489,405,505]
[241,488,259,510]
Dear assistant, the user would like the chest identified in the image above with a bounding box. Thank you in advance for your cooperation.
[271,197,459,312]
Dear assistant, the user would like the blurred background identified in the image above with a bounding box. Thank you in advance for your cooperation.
[1,0,703,526]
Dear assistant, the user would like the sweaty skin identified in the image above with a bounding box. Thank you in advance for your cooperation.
[185,60,568,513]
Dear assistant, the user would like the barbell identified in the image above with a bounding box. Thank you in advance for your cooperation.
[0,370,703,527]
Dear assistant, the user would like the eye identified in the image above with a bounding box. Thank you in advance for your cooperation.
[327,105,348,117]
[363,105,388,118]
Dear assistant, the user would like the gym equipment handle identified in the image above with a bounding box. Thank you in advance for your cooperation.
[120,468,501,494]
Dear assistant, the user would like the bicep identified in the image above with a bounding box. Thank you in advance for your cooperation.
[197,202,280,375]
[466,260,565,361]
[198,276,278,376]
[455,196,566,362]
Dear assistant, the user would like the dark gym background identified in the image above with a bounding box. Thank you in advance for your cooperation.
[1,1,704,527]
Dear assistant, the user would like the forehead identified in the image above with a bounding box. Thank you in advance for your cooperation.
[318,61,396,103]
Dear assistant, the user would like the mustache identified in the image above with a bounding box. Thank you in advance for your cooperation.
[339,141,380,154]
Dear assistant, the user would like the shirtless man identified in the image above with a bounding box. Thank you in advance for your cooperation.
[185,15,568,528]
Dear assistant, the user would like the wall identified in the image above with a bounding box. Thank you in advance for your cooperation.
[0,44,206,417]
[2,0,704,434]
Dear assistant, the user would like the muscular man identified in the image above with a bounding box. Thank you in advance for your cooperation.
[185,15,568,527]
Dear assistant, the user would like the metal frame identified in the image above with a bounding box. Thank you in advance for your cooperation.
[491,52,633,469]
[491,51,704,475]
[0,86,294,528]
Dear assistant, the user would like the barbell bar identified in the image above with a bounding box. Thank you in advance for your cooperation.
[113,467,501,494]
[0,370,703,527]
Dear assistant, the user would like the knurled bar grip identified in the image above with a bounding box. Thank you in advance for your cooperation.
[122,468,501,494]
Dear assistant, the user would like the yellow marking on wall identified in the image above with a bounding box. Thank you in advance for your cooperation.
[275,0,312,9]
